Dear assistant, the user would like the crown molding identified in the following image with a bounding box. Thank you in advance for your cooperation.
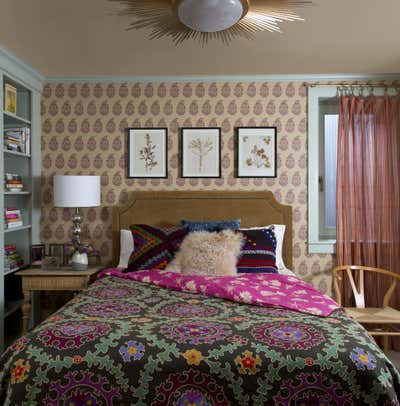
[0,46,45,92]
[1,45,400,88]
[45,73,400,84]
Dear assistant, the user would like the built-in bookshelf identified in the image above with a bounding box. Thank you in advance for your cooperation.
[0,51,42,351]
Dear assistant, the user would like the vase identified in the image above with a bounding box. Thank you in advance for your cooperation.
[71,251,88,271]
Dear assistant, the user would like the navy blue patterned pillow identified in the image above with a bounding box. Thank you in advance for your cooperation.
[236,227,278,274]
[180,219,241,232]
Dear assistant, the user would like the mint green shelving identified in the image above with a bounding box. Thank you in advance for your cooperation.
[0,48,43,352]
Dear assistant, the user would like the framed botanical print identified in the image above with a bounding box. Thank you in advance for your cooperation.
[128,128,168,178]
[181,128,221,178]
[236,127,277,178]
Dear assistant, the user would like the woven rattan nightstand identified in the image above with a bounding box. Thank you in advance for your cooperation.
[16,266,104,333]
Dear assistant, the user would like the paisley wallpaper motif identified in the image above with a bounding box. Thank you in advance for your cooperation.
[41,81,334,295]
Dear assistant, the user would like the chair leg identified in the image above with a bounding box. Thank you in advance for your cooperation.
[383,335,389,353]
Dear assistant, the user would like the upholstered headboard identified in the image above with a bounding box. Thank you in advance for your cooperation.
[112,191,293,268]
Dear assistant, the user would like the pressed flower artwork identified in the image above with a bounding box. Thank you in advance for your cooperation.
[237,127,277,177]
[181,128,221,178]
[128,128,168,178]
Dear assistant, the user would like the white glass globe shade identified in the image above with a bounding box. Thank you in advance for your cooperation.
[177,0,244,32]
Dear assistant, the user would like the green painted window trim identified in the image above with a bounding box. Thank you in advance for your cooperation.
[308,86,338,254]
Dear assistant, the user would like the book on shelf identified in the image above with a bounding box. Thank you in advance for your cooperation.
[4,173,24,192]
[3,127,30,155]
[4,207,23,229]
[4,244,24,273]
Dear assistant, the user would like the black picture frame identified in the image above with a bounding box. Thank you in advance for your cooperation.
[181,127,222,178]
[127,128,168,178]
[30,244,46,267]
[236,127,277,178]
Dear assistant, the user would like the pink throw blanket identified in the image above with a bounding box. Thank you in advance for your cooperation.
[99,269,340,317]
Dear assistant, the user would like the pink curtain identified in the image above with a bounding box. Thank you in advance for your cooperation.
[336,94,400,319]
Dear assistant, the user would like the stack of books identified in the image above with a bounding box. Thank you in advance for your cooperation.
[4,173,23,192]
[4,244,24,273]
[5,207,23,229]
[4,127,30,154]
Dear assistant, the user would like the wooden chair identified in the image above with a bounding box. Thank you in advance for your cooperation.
[332,265,400,353]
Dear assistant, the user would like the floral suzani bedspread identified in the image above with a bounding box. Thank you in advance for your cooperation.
[1,273,399,405]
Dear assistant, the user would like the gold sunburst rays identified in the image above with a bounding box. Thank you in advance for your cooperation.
[109,0,312,45]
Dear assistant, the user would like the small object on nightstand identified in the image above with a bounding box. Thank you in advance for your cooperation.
[88,252,101,266]
[41,256,60,270]
[71,251,88,271]
[30,244,45,268]
[63,243,75,265]
[48,243,64,266]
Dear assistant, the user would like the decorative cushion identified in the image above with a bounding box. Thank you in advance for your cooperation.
[180,219,241,232]
[236,227,278,273]
[126,225,188,271]
[241,224,286,271]
[166,230,243,276]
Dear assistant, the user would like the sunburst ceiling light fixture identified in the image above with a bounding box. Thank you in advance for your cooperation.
[109,0,312,45]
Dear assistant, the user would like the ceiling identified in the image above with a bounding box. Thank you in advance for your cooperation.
[0,0,399,78]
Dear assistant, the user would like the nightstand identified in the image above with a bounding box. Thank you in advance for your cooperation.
[16,266,104,333]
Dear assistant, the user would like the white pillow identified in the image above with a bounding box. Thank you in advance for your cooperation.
[117,229,134,268]
[278,267,295,276]
[241,224,286,271]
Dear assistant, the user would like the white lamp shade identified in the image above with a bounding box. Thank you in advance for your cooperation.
[54,175,101,208]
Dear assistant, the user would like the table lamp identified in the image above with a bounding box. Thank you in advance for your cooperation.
[53,175,101,270]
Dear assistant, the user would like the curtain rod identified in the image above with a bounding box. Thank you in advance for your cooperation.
[308,82,400,88]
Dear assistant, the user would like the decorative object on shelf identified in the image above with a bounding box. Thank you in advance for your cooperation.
[41,256,60,270]
[4,207,23,229]
[4,83,17,114]
[181,128,221,178]
[4,173,24,192]
[236,127,277,178]
[4,244,24,273]
[30,244,45,267]
[53,175,101,271]
[108,0,312,44]
[3,127,30,154]
[127,128,168,178]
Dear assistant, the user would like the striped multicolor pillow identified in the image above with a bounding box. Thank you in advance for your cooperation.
[236,227,278,274]
[126,225,188,271]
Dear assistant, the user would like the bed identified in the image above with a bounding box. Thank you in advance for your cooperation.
[1,192,399,405]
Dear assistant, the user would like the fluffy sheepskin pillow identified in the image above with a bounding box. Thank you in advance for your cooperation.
[166,230,243,276]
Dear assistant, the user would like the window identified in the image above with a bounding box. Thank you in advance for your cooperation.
[319,103,338,239]
[308,86,338,254]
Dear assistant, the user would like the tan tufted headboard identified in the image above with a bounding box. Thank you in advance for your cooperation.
[112,191,293,268]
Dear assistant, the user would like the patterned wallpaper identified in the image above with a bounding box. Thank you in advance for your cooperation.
[41,81,334,295]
